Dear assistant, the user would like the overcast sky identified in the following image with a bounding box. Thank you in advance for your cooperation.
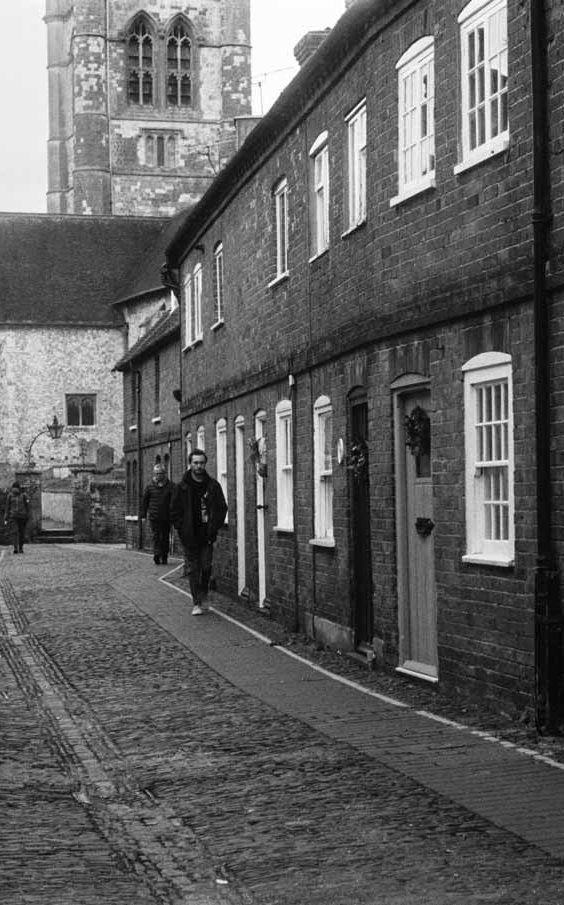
[0,0,345,213]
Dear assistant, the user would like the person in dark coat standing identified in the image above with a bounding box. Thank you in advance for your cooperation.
[170,449,227,615]
[4,481,30,554]
[142,464,173,565]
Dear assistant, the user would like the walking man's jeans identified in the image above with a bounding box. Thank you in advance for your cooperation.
[183,543,213,606]
[150,519,170,561]
[10,518,26,552]
[10,518,27,553]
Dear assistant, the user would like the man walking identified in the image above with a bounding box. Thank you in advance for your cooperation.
[142,464,173,565]
[4,481,30,554]
[170,449,227,615]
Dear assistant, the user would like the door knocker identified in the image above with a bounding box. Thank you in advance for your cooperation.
[415,517,435,538]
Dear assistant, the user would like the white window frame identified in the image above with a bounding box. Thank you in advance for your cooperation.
[216,418,228,522]
[309,132,329,259]
[312,395,334,543]
[182,273,192,348]
[345,100,367,230]
[185,431,192,466]
[462,352,514,566]
[192,263,203,342]
[456,0,509,174]
[212,243,224,328]
[196,424,205,451]
[275,399,293,530]
[391,37,435,207]
[273,178,289,281]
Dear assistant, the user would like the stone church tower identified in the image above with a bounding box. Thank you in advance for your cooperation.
[45,0,252,216]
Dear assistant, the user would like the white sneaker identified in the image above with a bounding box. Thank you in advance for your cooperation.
[191,604,203,616]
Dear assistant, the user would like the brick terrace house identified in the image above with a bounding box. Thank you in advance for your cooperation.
[161,0,564,726]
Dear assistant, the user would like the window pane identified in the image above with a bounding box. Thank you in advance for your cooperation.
[81,397,95,426]
[167,73,178,105]
[142,72,152,105]
[323,413,333,471]
[67,398,80,426]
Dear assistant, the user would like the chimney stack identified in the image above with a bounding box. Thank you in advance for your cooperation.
[293,28,331,67]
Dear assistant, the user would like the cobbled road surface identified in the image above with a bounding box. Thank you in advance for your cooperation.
[1,544,564,905]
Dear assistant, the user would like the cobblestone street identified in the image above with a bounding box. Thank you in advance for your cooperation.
[2,544,564,904]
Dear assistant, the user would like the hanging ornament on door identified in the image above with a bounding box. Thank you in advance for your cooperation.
[347,438,369,481]
[248,436,267,477]
[405,406,430,458]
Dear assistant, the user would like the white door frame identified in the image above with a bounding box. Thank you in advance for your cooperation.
[254,410,267,607]
[235,415,246,595]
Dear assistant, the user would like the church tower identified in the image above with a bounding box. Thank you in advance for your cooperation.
[45,0,252,216]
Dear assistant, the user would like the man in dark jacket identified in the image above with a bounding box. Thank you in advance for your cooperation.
[142,464,173,565]
[4,481,30,554]
[170,449,227,615]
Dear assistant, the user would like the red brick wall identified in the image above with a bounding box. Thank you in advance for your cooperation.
[171,0,561,713]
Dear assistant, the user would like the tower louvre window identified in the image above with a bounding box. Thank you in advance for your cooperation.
[157,135,165,167]
[127,19,154,105]
[167,22,192,107]
[143,133,177,168]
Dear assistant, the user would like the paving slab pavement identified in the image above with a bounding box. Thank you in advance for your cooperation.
[112,555,564,861]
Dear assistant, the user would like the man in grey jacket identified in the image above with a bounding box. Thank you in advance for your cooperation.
[142,464,173,565]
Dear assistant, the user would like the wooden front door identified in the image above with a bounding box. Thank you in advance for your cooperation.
[395,386,438,680]
[349,392,373,649]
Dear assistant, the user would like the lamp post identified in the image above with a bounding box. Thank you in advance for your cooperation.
[24,415,65,469]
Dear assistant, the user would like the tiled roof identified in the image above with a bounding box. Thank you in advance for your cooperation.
[0,213,169,326]
[113,306,180,371]
[166,0,384,263]
[114,208,192,305]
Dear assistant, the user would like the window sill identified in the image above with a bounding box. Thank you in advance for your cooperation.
[390,174,436,208]
[211,319,224,332]
[454,135,510,176]
[267,272,289,289]
[183,337,203,353]
[129,425,138,432]
[308,247,329,264]
[125,515,139,522]
[151,417,162,425]
[309,537,335,549]
[341,219,367,239]
[462,553,514,568]
[273,525,294,534]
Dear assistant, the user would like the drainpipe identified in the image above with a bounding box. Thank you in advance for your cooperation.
[105,0,113,214]
[289,371,300,634]
[134,368,144,550]
[531,0,563,734]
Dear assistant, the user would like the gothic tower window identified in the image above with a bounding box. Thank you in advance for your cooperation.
[167,21,192,107]
[128,18,154,105]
